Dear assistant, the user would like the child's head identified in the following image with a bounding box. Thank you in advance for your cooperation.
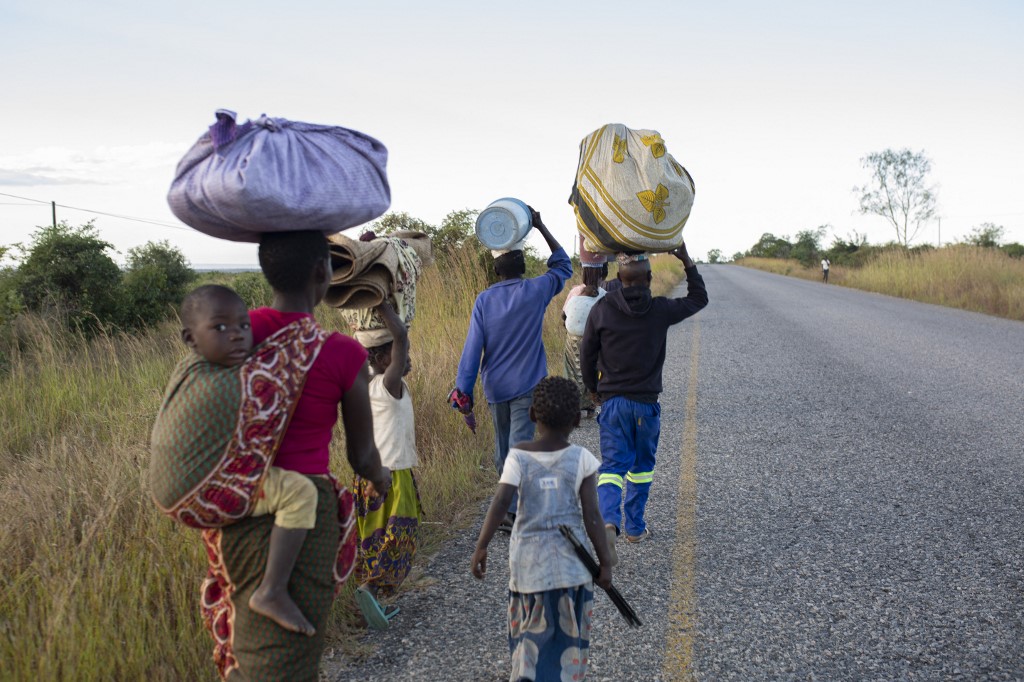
[180,285,253,367]
[582,264,605,287]
[367,341,412,377]
[530,376,581,432]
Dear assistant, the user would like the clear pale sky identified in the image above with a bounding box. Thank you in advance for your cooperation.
[2,0,1022,266]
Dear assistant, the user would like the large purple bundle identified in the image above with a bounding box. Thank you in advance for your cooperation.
[168,110,390,243]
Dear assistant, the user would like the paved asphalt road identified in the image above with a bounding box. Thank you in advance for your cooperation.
[327,264,1024,681]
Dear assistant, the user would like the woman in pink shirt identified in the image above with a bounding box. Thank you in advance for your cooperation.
[200,230,390,681]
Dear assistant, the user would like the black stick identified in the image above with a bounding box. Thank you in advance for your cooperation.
[558,525,642,627]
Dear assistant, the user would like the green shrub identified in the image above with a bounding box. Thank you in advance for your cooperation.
[119,242,195,330]
[1001,242,1024,259]
[120,266,173,330]
[230,271,273,309]
[13,221,122,334]
[0,267,22,328]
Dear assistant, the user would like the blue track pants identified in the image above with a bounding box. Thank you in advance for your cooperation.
[596,396,660,537]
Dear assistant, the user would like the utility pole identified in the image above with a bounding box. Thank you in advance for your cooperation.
[52,201,56,228]
[938,217,941,248]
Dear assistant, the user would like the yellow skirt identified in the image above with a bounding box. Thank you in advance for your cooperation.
[353,468,422,596]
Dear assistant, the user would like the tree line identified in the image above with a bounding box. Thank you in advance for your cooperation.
[713,221,1023,269]
[704,148,1023,265]
[0,207,554,342]
[0,221,194,335]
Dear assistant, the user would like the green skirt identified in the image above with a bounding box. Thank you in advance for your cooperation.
[354,468,422,597]
[200,476,357,681]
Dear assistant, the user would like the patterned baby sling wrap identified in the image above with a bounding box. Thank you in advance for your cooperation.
[149,317,328,528]
[151,317,362,680]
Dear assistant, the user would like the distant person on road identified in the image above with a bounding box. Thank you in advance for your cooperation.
[454,208,573,534]
[821,257,830,283]
[471,376,614,682]
[581,244,708,552]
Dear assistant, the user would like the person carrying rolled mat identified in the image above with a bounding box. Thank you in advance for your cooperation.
[580,243,707,556]
[454,207,573,533]
[353,301,423,631]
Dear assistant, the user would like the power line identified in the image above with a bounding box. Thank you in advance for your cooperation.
[56,204,188,230]
[0,191,49,205]
[938,212,1024,220]
[0,190,188,231]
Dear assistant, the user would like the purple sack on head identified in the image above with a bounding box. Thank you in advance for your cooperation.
[168,109,390,242]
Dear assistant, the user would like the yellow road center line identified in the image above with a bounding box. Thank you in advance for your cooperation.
[663,321,700,680]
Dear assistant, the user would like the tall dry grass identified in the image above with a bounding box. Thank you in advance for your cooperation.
[736,248,1024,321]
[734,256,824,282]
[0,248,685,680]
[0,317,210,681]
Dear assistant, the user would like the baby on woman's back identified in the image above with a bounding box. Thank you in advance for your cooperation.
[178,284,319,637]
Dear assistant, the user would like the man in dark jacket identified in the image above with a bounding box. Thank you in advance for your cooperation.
[580,243,707,553]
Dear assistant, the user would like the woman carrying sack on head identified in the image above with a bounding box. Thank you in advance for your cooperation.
[158,110,394,680]
[198,231,389,681]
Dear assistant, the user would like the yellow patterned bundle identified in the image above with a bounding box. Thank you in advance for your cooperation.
[569,123,695,254]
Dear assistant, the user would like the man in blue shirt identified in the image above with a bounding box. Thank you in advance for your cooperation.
[455,208,572,530]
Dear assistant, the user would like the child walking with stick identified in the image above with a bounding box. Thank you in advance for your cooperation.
[471,376,614,682]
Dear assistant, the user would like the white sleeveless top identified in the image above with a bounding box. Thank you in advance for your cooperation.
[563,288,606,336]
[368,374,418,470]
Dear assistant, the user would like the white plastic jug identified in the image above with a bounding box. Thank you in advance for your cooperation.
[475,198,533,250]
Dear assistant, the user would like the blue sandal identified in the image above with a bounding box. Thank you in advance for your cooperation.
[355,587,400,631]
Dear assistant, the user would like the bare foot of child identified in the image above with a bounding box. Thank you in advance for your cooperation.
[249,587,316,636]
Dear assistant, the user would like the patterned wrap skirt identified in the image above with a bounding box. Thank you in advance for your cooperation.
[562,333,594,411]
[200,476,357,681]
[354,467,422,596]
[507,584,594,682]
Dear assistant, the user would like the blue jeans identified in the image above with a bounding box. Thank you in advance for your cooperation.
[596,396,661,537]
[489,391,535,515]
